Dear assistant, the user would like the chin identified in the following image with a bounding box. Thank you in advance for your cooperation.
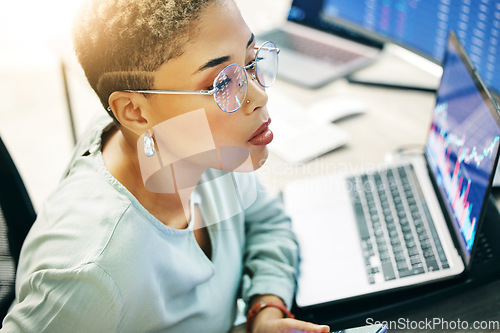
[214,145,268,172]
[249,147,269,171]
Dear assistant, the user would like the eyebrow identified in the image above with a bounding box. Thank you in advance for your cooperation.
[196,33,256,73]
[197,56,231,72]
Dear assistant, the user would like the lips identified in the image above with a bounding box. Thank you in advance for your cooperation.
[248,118,273,146]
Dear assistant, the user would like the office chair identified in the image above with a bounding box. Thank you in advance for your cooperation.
[0,136,36,326]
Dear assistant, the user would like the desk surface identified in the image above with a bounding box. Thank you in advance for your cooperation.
[383,279,500,332]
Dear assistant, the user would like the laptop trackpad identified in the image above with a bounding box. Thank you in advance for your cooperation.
[288,179,368,306]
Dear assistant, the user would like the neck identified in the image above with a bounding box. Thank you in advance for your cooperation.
[102,127,207,228]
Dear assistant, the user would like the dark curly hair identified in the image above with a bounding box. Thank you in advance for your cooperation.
[72,0,223,121]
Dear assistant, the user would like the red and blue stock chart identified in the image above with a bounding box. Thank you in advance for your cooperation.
[427,103,499,251]
[425,41,500,254]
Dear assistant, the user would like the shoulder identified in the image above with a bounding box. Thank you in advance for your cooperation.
[17,137,136,282]
[31,112,133,250]
[45,153,131,228]
[43,147,132,235]
[40,112,127,226]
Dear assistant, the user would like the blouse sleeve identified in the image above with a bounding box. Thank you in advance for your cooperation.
[1,263,123,332]
[239,174,299,312]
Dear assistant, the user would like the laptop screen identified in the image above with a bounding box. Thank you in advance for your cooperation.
[425,32,500,263]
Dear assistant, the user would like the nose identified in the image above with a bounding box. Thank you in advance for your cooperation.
[242,74,268,115]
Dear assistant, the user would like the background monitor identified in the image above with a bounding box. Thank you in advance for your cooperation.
[288,0,500,98]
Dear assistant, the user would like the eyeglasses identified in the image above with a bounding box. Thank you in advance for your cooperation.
[125,41,280,113]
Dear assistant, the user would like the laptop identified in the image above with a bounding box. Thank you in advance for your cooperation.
[283,31,500,308]
[257,0,383,89]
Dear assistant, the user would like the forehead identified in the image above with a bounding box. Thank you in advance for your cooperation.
[192,0,251,52]
[154,1,252,82]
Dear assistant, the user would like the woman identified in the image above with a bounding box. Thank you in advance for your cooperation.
[1,0,330,332]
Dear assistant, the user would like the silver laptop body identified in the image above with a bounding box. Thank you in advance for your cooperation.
[258,4,382,89]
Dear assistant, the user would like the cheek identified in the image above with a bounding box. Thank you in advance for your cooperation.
[208,113,245,146]
[150,96,213,124]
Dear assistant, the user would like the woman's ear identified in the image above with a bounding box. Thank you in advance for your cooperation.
[108,91,152,135]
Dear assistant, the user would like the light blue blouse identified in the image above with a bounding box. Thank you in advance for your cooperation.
[1,114,298,332]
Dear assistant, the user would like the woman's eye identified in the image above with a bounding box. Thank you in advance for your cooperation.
[246,60,257,72]
[216,76,232,90]
[209,76,232,91]
[246,50,257,67]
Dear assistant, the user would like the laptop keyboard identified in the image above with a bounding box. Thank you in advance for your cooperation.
[347,164,450,284]
[263,30,364,64]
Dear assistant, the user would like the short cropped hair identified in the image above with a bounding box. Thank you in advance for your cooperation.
[72,0,221,121]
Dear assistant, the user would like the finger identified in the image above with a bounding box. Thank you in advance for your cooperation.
[282,318,330,333]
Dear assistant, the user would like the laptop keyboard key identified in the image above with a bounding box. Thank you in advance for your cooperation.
[437,247,447,264]
[396,260,409,272]
[423,249,434,258]
[409,255,422,265]
[398,268,412,277]
[353,202,370,240]
[407,246,419,256]
[399,266,425,277]
[425,258,439,272]
[379,250,391,261]
[381,260,396,281]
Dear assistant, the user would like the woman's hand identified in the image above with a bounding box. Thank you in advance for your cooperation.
[253,317,331,333]
[248,295,330,333]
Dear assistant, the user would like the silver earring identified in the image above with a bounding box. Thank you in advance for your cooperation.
[144,130,155,157]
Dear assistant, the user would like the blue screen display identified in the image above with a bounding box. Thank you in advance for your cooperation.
[289,0,500,96]
[425,35,500,255]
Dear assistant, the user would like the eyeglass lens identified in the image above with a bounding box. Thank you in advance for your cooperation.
[213,64,248,113]
[213,41,278,113]
[255,41,279,88]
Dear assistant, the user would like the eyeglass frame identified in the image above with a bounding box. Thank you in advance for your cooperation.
[122,41,280,113]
